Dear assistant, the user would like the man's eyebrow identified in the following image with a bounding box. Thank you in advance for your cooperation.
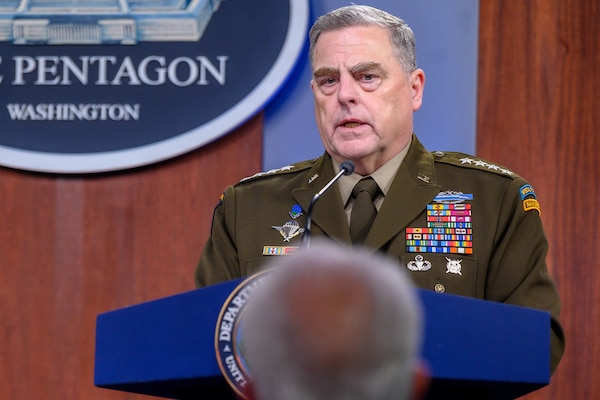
[350,62,386,76]
[312,62,386,80]
[312,67,338,79]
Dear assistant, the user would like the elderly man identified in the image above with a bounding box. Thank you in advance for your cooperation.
[196,5,564,373]
[240,241,429,400]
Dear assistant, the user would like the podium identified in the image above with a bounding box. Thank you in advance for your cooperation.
[94,278,550,399]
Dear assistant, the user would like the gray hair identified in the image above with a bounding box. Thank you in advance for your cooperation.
[309,5,417,75]
[242,240,423,400]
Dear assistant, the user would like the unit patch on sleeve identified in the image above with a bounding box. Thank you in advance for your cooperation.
[519,184,541,215]
[406,191,473,254]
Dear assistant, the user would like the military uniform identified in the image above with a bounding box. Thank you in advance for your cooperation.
[196,134,565,372]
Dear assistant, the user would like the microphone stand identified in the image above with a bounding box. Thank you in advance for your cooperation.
[302,160,354,248]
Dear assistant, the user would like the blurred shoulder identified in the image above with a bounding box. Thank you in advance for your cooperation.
[236,158,320,186]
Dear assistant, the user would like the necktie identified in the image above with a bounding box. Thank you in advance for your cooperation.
[350,177,380,244]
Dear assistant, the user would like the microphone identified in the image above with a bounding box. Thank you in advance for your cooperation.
[302,160,355,247]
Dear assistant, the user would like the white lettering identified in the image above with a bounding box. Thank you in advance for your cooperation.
[168,57,198,87]
[61,56,90,85]
[225,355,247,385]
[138,56,166,86]
[218,320,232,342]
[111,56,142,85]
[12,56,36,85]
[197,56,228,85]
[6,103,141,121]
[10,55,228,86]
[37,56,61,85]
[91,56,117,85]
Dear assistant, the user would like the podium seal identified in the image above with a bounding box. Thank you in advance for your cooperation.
[214,270,272,398]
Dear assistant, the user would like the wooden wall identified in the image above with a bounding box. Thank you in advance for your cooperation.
[477,0,599,398]
[0,114,263,399]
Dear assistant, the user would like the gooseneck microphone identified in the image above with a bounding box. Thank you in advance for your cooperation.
[302,160,355,247]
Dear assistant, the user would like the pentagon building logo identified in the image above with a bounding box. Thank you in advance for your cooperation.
[0,0,309,173]
[0,0,222,45]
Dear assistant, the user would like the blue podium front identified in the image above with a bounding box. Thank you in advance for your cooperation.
[94,278,550,399]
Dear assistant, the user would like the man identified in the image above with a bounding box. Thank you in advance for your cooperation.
[240,240,429,400]
[196,5,565,373]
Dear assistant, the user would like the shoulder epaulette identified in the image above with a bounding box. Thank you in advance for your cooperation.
[431,151,517,178]
[238,158,317,184]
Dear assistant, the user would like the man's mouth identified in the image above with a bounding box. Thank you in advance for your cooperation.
[342,121,361,128]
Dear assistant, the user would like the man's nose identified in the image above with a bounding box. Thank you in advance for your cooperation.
[337,75,360,104]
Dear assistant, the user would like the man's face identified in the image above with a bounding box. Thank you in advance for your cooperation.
[310,25,425,174]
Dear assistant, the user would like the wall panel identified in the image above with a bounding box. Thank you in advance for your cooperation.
[477,1,599,398]
[0,113,263,399]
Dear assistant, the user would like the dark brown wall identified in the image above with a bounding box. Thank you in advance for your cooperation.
[477,1,599,398]
[0,113,263,399]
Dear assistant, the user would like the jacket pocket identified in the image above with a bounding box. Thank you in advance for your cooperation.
[400,253,478,297]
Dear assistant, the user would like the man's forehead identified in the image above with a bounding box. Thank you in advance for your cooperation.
[311,26,394,68]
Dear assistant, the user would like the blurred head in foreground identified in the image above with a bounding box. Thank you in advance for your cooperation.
[241,240,429,400]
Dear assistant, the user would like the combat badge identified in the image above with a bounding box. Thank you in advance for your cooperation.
[272,220,304,242]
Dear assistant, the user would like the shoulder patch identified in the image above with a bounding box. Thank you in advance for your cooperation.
[432,152,515,178]
[238,159,317,184]
[519,184,541,215]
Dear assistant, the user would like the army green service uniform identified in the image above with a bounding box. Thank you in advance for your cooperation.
[196,135,565,373]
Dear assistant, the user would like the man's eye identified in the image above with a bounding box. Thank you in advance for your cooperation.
[321,77,337,85]
[363,74,375,81]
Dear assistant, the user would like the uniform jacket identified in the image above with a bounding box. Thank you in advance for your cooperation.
[196,134,565,372]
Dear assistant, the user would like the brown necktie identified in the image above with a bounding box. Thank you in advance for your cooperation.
[350,177,380,244]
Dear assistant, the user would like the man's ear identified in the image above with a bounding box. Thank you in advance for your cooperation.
[410,68,426,111]
[411,358,431,400]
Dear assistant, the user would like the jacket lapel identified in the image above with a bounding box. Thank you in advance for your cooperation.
[365,136,442,249]
[291,136,441,248]
[292,154,351,242]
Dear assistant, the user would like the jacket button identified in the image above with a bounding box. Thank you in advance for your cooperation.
[434,283,445,293]
[434,151,445,158]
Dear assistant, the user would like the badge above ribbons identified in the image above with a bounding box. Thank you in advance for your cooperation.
[406,191,474,255]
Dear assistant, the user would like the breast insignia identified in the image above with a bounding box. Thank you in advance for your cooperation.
[406,255,432,272]
[445,257,463,275]
[272,220,304,243]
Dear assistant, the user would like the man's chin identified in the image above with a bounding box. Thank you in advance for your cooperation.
[331,145,375,162]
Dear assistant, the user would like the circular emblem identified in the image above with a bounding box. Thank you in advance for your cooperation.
[0,0,309,173]
[214,270,272,399]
